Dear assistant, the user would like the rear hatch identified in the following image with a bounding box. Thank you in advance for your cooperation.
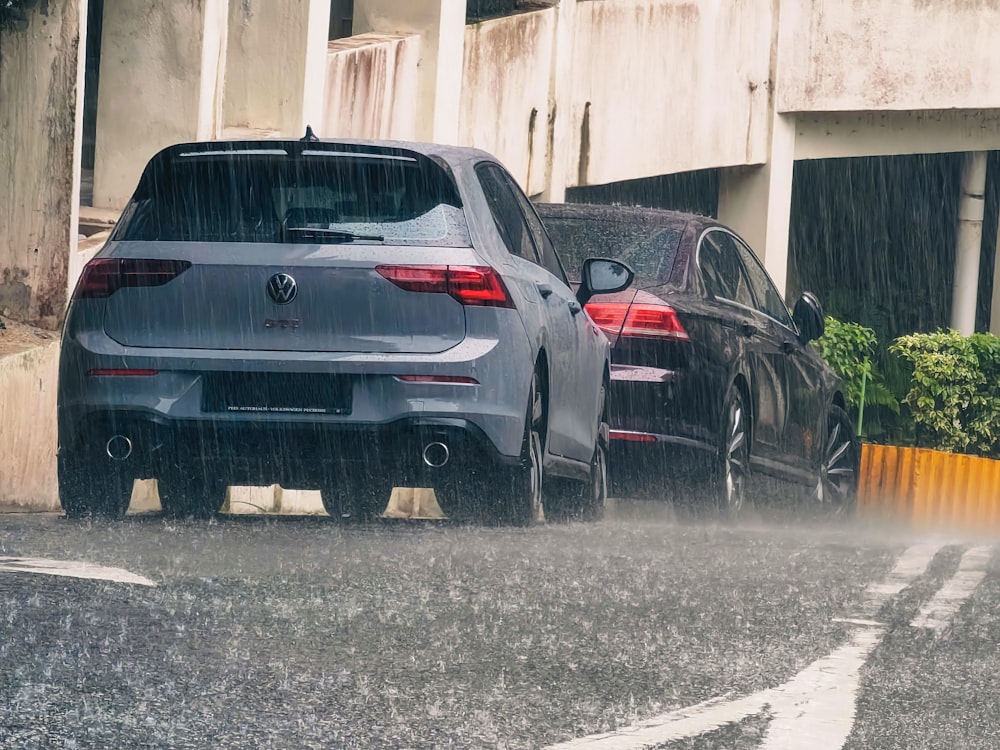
[95,141,479,354]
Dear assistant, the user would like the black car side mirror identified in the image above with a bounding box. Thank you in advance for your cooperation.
[576,258,635,306]
[793,291,825,343]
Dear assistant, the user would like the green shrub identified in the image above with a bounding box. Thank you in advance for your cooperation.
[889,329,1000,456]
[813,316,898,435]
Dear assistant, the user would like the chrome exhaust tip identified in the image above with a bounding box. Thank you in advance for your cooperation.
[106,435,133,461]
[422,441,450,468]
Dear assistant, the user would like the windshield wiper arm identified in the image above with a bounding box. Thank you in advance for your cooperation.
[284,227,385,242]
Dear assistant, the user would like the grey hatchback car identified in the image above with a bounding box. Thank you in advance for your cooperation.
[57,136,633,523]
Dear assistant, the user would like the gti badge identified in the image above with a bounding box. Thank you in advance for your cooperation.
[267,273,297,304]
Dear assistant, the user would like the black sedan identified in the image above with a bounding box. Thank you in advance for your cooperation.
[535,202,860,515]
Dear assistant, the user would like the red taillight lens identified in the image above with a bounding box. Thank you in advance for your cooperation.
[73,259,192,299]
[610,430,657,443]
[376,265,514,308]
[395,375,479,384]
[585,302,690,341]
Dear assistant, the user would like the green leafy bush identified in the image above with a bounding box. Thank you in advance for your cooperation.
[889,329,1000,456]
[813,316,898,435]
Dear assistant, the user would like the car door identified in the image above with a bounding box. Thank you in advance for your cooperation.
[474,163,592,461]
[731,234,819,481]
[698,230,788,470]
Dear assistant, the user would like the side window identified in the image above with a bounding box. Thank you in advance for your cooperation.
[501,172,569,284]
[475,164,539,263]
[732,236,794,327]
[698,230,754,308]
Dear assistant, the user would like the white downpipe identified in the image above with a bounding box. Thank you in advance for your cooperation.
[950,151,988,335]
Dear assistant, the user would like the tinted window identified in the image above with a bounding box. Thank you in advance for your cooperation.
[698,230,755,307]
[541,216,681,283]
[501,175,568,283]
[476,164,539,262]
[116,151,471,246]
[732,236,794,326]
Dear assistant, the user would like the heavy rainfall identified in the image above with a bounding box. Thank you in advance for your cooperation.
[1,1,1000,749]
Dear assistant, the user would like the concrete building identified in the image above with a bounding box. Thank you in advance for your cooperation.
[2,0,1000,507]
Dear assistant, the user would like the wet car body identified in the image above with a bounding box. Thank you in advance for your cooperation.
[57,138,632,522]
[536,202,858,510]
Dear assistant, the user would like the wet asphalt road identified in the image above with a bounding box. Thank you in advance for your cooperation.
[0,501,997,749]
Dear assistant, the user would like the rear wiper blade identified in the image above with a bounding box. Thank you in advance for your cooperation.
[284,227,385,242]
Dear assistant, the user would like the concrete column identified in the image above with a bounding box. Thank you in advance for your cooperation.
[91,0,229,210]
[353,0,466,144]
[0,0,87,328]
[991,208,1000,335]
[951,151,987,334]
[717,114,797,298]
[223,0,332,138]
[540,0,577,203]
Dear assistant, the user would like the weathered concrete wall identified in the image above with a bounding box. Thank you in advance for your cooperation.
[566,0,773,188]
[459,9,555,195]
[223,0,331,137]
[0,1,85,328]
[779,0,1000,113]
[0,342,60,510]
[322,33,421,140]
[92,0,228,209]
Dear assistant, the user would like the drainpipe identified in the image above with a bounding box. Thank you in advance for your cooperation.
[950,151,988,335]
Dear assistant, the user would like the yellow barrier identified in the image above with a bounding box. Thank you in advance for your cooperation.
[859,443,1000,531]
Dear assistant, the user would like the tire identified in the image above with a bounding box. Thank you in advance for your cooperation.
[710,387,751,518]
[58,452,133,520]
[157,471,227,519]
[546,385,609,523]
[813,405,860,517]
[497,370,545,526]
[320,480,392,522]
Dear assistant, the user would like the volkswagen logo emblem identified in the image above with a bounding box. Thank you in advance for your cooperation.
[266,273,297,304]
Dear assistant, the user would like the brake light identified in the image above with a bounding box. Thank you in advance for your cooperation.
[87,369,159,377]
[585,302,690,340]
[610,430,657,442]
[395,375,479,384]
[73,259,192,299]
[376,265,514,308]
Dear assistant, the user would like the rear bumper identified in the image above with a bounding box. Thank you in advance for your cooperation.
[58,411,521,489]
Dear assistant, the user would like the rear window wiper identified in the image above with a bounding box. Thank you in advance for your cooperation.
[283,227,385,242]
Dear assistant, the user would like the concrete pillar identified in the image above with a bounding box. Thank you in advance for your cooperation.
[540,0,577,203]
[91,0,229,210]
[717,114,797,298]
[951,151,987,335]
[223,0,332,138]
[991,209,1000,335]
[0,0,87,328]
[353,0,466,144]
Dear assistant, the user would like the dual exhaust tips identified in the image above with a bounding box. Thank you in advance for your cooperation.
[106,434,450,468]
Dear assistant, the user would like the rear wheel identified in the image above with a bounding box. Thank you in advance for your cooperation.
[814,405,860,517]
[58,452,133,520]
[320,479,392,522]
[710,387,750,518]
[157,471,227,519]
[497,370,545,526]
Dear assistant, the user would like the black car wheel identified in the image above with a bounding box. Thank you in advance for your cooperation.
[320,479,393,521]
[713,387,750,517]
[498,370,545,526]
[157,471,227,519]
[58,452,133,520]
[814,405,860,516]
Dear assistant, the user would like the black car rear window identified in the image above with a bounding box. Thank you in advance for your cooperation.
[115,149,472,246]
[541,216,682,283]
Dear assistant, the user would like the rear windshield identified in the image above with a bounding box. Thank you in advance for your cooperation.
[114,150,472,246]
[541,216,682,283]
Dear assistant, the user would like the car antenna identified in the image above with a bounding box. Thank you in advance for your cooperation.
[301,125,319,143]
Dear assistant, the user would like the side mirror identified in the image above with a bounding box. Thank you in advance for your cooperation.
[793,291,825,343]
[576,258,635,306]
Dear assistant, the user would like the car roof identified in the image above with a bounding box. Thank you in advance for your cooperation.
[534,202,719,233]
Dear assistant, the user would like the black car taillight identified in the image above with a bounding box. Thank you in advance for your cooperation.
[585,302,690,341]
[72,259,192,300]
[376,265,515,308]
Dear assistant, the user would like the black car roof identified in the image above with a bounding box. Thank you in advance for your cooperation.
[534,202,718,233]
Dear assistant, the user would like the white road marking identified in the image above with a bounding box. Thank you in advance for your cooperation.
[910,545,993,635]
[0,556,156,587]
[544,542,950,750]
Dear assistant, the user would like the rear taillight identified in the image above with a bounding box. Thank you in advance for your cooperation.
[610,430,657,442]
[72,259,192,299]
[376,265,514,308]
[585,302,690,341]
[395,375,479,384]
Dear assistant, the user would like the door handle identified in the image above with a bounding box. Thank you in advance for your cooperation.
[568,299,582,315]
[535,281,553,299]
[740,322,758,338]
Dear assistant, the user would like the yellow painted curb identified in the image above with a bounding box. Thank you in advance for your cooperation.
[859,443,1000,531]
